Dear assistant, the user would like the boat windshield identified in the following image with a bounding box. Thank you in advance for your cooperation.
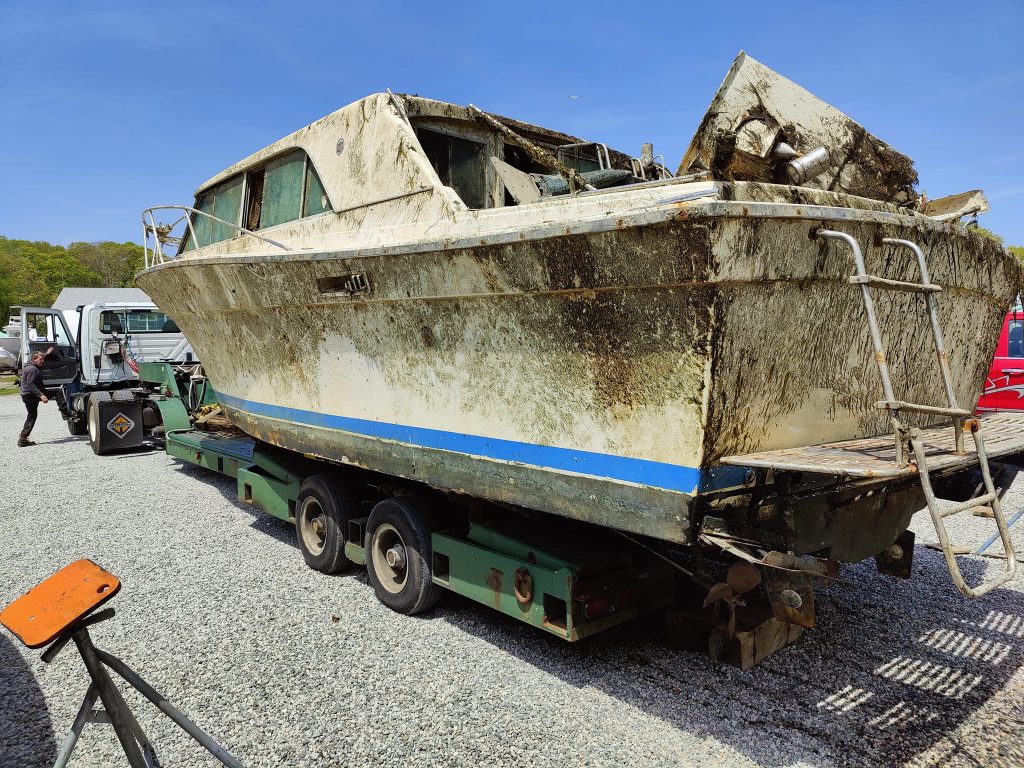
[179,149,332,253]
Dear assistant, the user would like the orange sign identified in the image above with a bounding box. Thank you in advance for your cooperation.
[107,412,135,438]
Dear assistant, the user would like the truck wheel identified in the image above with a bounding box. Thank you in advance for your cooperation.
[365,496,443,615]
[295,475,354,574]
[67,416,87,436]
[87,393,112,455]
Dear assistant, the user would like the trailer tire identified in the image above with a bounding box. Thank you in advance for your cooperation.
[295,474,355,574]
[365,496,443,615]
[87,392,113,455]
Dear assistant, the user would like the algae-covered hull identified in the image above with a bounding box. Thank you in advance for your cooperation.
[137,187,1019,546]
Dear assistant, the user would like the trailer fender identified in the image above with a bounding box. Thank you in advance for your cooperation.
[151,396,191,432]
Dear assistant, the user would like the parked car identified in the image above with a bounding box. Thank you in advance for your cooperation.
[0,346,17,372]
[976,301,1024,412]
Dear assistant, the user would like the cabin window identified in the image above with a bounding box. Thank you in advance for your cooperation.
[259,151,305,228]
[184,174,244,250]
[303,162,330,217]
[416,128,487,209]
[245,150,332,230]
[1008,321,1024,357]
[182,151,332,252]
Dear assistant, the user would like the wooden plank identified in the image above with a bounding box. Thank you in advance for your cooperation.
[722,412,1024,478]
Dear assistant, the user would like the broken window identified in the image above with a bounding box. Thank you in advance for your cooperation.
[416,128,487,209]
[183,150,332,251]
[245,150,332,230]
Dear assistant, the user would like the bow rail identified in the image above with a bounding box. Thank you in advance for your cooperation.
[141,206,291,269]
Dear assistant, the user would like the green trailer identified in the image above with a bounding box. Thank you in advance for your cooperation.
[139,362,683,652]
[164,426,676,643]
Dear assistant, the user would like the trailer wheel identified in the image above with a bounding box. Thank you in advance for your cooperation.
[87,392,112,455]
[365,496,443,615]
[295,475,355,574]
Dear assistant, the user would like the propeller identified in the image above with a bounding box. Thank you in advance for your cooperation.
[703,561,762,640]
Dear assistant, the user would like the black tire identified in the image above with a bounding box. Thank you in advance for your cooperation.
[365,496,443,615]
[87,392,112,455]
[295,474,355,574]
[67,416,87,436]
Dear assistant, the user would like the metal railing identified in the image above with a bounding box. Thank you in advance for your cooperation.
[556,142,611,172]
[141,206,290,269]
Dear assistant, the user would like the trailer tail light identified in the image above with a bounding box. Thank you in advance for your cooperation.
[580,594,612,620]
[616,584,642,608]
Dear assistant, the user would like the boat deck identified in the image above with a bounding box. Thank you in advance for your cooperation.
[721,412,1024,478]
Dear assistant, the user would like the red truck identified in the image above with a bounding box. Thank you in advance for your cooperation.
[977,302,1024,412]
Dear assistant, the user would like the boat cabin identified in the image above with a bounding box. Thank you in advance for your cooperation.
[173,94,661,255]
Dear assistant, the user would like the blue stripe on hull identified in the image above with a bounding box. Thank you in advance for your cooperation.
[215,391,702,494]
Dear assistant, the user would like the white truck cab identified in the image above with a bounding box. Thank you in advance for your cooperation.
[19,302,194,388]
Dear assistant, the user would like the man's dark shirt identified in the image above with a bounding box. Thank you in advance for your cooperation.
[20,362,46,398]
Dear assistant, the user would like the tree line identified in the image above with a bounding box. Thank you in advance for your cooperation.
[0,236,145,322]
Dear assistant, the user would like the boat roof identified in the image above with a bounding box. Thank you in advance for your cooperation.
[194,94,631,197]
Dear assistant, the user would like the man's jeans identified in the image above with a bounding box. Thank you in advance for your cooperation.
[20,395,39,439]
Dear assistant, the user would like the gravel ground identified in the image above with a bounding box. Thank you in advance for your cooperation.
[2,397,1023,768]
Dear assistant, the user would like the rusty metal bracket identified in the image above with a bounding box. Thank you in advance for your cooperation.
[699,532,839,582]
[874,529,915,580]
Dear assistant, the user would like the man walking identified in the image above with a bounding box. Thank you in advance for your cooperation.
[19,349,52,447]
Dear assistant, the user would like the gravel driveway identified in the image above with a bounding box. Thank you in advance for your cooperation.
[1,396,1023,768]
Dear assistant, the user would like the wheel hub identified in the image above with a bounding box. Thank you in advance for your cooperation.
[385,545,406,569]
[299,498,328,556]
[371,523,409,595]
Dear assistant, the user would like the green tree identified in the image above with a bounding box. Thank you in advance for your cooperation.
[67,241,145,288]
[0,236,145,323]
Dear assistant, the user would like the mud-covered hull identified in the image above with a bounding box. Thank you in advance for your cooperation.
[137,193,1019,546]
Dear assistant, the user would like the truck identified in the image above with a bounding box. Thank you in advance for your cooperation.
[17,303,195,453]
[978,300,1024,413]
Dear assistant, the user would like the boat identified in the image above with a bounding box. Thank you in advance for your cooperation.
[138,53,1023,598]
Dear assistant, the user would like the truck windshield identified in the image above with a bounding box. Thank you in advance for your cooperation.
[99,310,178,334]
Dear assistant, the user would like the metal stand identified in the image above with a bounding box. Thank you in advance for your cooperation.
[0,561,244,768]
[44,608,245,768]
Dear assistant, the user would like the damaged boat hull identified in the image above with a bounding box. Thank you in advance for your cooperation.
[137,188,1018,550]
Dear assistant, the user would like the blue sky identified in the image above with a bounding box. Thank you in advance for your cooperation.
[1,1,1022,246]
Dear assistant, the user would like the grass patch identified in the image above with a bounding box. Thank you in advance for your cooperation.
[0,375,20,396]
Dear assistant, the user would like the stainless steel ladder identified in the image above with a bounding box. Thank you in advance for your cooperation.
[819,229,1017,597]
